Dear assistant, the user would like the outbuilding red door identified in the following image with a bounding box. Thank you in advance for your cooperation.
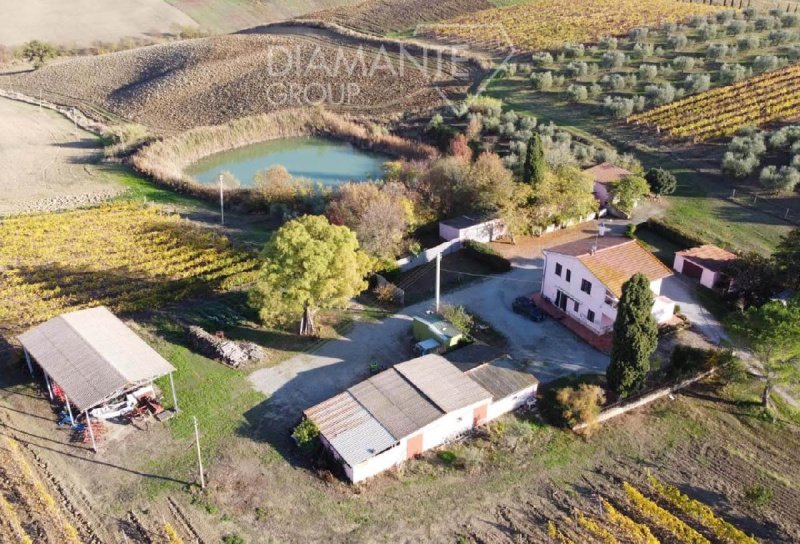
[473,404,488,426]
[682,259,704,280]
[406,434,423,459]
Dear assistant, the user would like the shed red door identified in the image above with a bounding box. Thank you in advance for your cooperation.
[682,259,704,280]
[406,434,423,459]
[473,404,488,426]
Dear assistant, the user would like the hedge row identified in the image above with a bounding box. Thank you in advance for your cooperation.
[645,218,708,249]
[463,240,512,272]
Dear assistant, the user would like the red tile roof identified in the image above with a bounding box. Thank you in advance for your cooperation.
[546,236,672,297]
[676,245,738,273]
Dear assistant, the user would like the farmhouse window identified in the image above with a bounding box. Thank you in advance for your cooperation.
[587,310,595,323]
[573,300,580,313]
[581,279,592,294]
[555,262,562,276]
[566,269,572,282]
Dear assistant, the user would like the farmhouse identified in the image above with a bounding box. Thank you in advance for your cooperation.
[539,236,675,337]
[18,306,177,450]
[673,244,738,290]
[305,353,537,482]
[439,214,506,243]
[583,162,634,209]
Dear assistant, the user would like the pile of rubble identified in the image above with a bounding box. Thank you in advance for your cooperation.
[187,325,264,368]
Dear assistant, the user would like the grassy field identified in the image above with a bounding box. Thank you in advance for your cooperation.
[486,76,796,255]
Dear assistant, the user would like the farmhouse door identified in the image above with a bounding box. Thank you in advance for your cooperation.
[556,290,568,312]
[406,434,423,459]
[682,260,704,281]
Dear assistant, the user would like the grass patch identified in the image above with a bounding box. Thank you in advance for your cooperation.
[101,163,211,210]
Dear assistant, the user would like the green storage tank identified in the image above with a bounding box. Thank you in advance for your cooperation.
[412,315,463,349]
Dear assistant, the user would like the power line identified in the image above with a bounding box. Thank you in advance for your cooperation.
[439,267,541,284]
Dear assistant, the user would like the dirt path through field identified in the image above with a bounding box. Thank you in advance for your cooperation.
[0,97,126,215]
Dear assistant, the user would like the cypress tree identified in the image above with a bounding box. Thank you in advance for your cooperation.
[606,273,658,397]
[523,133,545,185]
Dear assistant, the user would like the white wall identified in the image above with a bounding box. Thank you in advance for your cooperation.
[673,253,685,274]
[350,442,405,483]
[485,384,538,422]
[542,253,673,332]
[439,219,506,243]
[674,254,718,290]
[420,400,487,451]
[395,239,462,272]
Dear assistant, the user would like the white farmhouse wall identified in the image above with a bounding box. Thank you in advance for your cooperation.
[542,253,673,333]
[485,384,538,422]
[541,253,614,334]
[699,268,717,289]
[439,219,506,243]
[594,182,611,208]
[673,254,685,274]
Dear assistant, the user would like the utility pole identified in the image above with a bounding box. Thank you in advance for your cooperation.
[193,416,205,489]
[435,252,442,313]
[218,174,225,226]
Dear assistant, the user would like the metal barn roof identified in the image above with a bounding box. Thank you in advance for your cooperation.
[394,354,492,412]
[466,359,539,401]
[18,307,175,411]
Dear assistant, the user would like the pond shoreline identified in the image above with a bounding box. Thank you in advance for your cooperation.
[132,108,438,207]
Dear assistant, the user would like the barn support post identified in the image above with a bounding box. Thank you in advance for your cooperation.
[84,410,97,453]
[169,373,179,413]
[43,372,53,401]
[23,348,33,376]
[63,394,75,425]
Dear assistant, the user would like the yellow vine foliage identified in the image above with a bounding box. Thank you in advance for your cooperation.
[647,475,758,544]
[0,493,33,544]
[624,482,710,544]
[576,510,618,544]
[630,64,800,141]
[548,520,576,544]
[0,202,258,331]
[164,523,184,544]
[4,437,81,544]
[602,499,660,544]
[429,0,721,53]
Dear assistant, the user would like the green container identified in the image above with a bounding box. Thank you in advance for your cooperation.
[412,315,463,348]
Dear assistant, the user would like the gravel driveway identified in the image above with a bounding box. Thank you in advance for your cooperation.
[249,249,609,417]
[660,275,729,345]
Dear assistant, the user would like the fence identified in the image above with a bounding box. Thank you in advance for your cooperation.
[572,368,716,432]
[728,187,800,227]
[394,239,463,273]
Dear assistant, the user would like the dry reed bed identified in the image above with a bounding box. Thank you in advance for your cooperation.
[132,107,437,201]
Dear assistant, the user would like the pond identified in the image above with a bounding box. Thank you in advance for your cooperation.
[186,137,391,187]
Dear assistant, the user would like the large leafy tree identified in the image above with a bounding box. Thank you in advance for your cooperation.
[523,133,545,185]
[774,227,800,290]
[611,175,650,214]
[607,273,658,397]
[249,215,370,334]
[730,299,800,408]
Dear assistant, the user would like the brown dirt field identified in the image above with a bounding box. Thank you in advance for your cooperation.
[2,335,799,543]
[0,97,126,215]
[301,0,494,36]
[0,0,198,48]
[1,27,474,132]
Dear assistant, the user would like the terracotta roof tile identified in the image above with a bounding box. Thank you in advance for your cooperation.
[578,240,673,297]
[676,245,738,273]
[583,162,634,184]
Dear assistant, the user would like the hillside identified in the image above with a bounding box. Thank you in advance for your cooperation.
[300,0,493,36]
[1,27,473,131]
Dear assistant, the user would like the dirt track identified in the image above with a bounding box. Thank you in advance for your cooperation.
[0,97,125,215]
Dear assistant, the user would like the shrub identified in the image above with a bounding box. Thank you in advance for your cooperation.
[644,82,675,106]
[566,84,589,102]
[625,223,637,238]
[737,35,760,50]
[464,94,503,115]
[759,165,800,193]
[463,240,512,272]
[599,36,618,50]
[672,55,696,71]
[744,485,773,507]
[601,73,627,90]
[753,55,779,73]
[21,40,57,68]
[706,43,729,60]
[645,168,677,195]
[292,417,319,449]
[727,19,748,35]
[531,71,554,90]
[564,61,589,78]
[222,535,247,544]
[670,346,715,376]
[600,50,626,69]
[531,51,554,66]
[781,14,800,28]
[754,16,777,31]
[562,42,585,58]
[638,64,658,81]
[632,43,654,59]
[720,63,748,83]
[769,29,796,45]
[555,384,606,430]
[699,24,719,41]
[667,33,689,50]
[684,73,711,93]
[603,96,635,119]
[440,304,474,335]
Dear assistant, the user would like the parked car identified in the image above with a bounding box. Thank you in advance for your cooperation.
[512,296,547,322]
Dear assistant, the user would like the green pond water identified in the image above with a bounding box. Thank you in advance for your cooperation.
[187,137,391,187]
